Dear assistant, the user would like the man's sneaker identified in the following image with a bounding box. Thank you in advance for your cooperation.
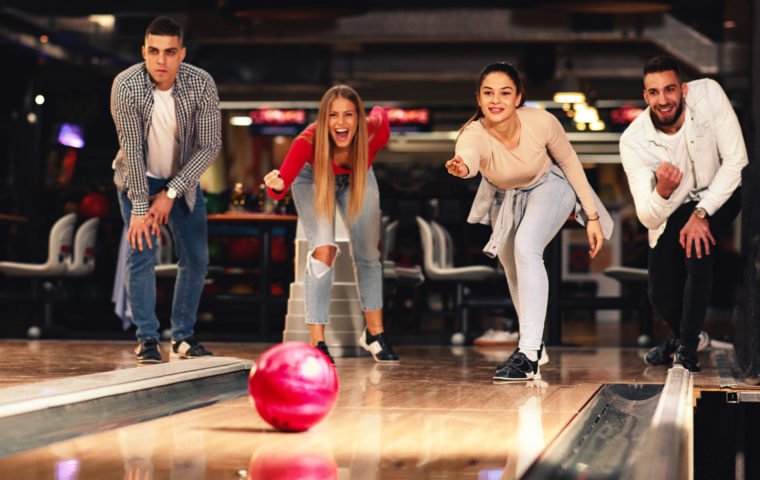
[316,341,335,364]
[497,343,548,370]
[644,335,678,366]
[697,331,710,352]
[170,336,213,359]
[673,345,701,372]
[473,329,519,346]
[358,329,400,363]
[135,339,162,364]
[493,349,540,381]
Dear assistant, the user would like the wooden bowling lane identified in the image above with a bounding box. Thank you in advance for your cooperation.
[0,341,728,479]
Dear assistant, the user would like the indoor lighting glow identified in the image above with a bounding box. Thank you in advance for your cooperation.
[553,92,586,104]
[88,15,115,30]
[589,120,606,131]
[35,95,45,105]
[573,105,599,124]
[230,116,253,126]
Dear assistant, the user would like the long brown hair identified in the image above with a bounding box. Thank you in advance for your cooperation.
[313,85,368,223]
[458,62,526,138]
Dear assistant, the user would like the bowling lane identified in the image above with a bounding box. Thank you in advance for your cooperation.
[0,345,682,480]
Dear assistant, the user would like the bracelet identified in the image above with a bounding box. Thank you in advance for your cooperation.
[587,215,600,222]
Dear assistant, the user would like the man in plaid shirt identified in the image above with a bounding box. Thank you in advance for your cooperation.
[111,16,222,363]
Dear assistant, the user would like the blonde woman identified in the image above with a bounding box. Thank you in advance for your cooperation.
[264,85,399,363]
[446,62,612,381]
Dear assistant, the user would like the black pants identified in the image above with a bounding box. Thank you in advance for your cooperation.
[648,189,741,351]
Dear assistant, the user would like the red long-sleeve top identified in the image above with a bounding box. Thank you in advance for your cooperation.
[267,106,390,200]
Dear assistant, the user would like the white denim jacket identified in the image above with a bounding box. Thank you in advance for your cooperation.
[619,78,747,247]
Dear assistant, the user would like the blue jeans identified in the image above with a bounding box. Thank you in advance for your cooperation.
[490,170,577,352]
[291,164,382,325]
[117,178,209,341]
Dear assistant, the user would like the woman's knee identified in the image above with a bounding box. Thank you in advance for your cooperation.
[312,245,336,267]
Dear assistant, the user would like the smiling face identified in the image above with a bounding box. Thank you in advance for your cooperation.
[328,96,358,151]
[476,72,522,125]
[643,70,688,131]
[142,34,186,90]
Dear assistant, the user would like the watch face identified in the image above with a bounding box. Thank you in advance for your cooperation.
[695,208,706,219]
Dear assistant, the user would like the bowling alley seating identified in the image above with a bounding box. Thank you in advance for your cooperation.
[603,265,654,346]
[0,213,77,337]
[382,216,424,287]
[416,216,509,344]
[65,217,100,277]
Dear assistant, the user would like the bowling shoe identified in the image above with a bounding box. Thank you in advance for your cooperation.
[135,338,162,364]
[497,343,548,370]
[316,341,335,364]
[644,335,678,366]
[358,329,400,363]
[170,336,214,359]
[493,349,540,381]
[673,345,701,372]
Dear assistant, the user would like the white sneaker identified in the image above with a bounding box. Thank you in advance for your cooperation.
[474,329,519,346]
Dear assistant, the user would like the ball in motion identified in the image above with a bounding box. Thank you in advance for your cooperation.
[248,341,339,432]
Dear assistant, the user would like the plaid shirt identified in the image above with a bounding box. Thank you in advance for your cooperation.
[111,62,222,216]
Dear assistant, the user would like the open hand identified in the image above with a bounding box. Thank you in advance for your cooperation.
[445,156,469,177]
[679,215,715,259]
[586,219,604,258]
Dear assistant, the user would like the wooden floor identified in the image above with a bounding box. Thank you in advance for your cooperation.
[0,339,739,479]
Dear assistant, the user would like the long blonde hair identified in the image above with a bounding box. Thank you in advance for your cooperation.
[313,85,369,223]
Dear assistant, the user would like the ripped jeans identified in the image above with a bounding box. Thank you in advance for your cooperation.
[291,164,382,324]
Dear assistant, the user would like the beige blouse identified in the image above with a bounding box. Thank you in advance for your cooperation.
[456,106,597,215]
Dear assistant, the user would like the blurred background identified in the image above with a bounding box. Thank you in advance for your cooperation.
[0,0,753,344]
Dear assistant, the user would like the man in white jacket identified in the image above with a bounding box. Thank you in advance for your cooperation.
[620,55,746,372]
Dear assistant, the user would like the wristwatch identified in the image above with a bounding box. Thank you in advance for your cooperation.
[166,186,178,200]
[694,207,708,219]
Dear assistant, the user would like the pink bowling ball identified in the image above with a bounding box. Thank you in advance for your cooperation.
[248,341,339,432]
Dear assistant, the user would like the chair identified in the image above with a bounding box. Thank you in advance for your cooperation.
[603,266,653,346]
[0,213,77,337]
[65,217,100,277]
[0,213,76,277]
[416,216,508,343]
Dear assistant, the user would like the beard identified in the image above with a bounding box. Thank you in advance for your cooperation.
[650,98,684,129]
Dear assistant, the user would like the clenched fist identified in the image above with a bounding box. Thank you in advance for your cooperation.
[655,162,683,199]
[263,169,285,192]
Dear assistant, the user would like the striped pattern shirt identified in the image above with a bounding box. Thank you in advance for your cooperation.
[111,62,222,216]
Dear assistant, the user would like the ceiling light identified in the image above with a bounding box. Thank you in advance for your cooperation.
[230,116,253,126]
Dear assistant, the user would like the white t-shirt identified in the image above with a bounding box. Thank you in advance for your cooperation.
[146,87,180,179]
[655,114,702,202]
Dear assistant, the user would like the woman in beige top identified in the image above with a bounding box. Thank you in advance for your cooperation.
[446,62,611,381]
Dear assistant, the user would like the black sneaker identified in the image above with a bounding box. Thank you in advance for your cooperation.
[673,345,701,372]
[358,329,400,363]
[170,336,213,359]
[493,349,540,381]
[135,339,162,364]
[644,335,678,366]
[316,341,335,364]
[497,343,548,370]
